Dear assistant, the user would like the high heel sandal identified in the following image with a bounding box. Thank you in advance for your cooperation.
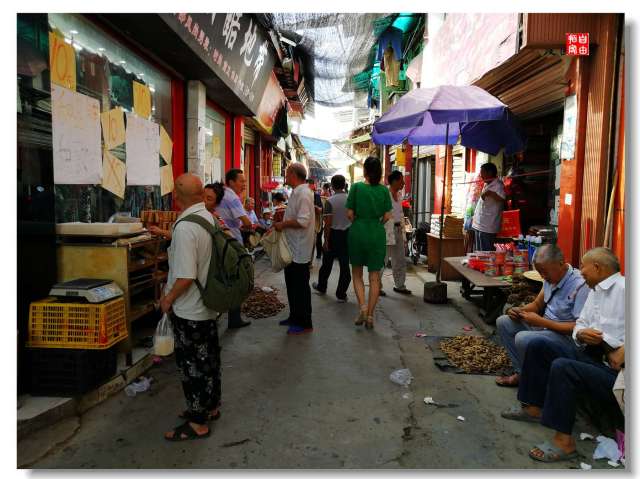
[354,307,367,326]
[365,316,374,329]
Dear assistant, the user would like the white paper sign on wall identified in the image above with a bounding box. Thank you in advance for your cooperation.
[564,193,573,206]
[125,113,160,186]
[51,84,102,184]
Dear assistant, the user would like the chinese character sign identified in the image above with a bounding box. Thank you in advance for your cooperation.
[566,32,589,56]
[162,13,276,115]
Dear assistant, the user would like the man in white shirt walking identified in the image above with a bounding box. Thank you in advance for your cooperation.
[471,162,505,251]
[384,170,411,295]
[160,174,220,442]
[501,247,625,463]
[274,163,316,335]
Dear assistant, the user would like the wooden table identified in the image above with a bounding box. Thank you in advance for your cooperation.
[444,256,511,325]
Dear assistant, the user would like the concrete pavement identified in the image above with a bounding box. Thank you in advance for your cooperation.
[25,257,607,469]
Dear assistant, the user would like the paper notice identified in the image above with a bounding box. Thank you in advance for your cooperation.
[51,84,102,184]
[133,81,152,119]
[159,125,173,164]
[101,107,126,150]
[160,165,174,196]
[49,32,76,91]
[101,149,126,199]
[125,113,160,185]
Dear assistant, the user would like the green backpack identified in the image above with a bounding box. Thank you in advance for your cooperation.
[175,214,254,312]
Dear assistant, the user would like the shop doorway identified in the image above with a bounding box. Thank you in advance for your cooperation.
[504,110,563,235]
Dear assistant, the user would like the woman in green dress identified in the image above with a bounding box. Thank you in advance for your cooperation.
[346,157,393,329]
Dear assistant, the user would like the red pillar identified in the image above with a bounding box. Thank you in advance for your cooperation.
[557,57,589,266]
[384,146,391,185]
[233,116,244,169]
[404,144,413,196]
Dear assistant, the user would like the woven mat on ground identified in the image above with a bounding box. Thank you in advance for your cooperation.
[424,335,512,376]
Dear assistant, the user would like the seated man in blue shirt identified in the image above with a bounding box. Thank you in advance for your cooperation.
[495,244,589,387]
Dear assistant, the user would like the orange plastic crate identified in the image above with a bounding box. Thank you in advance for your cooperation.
[27,297,128,349]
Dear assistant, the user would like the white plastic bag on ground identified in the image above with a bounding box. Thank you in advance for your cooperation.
[153,313,174,356]
[260,230,292,272]
[389,369,413,387]
[593,435,622,462]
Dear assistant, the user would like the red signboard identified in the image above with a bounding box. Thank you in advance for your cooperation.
[565,33,589,56]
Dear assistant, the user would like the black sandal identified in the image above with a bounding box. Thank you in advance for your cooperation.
[164,421,210,442]
[178,410,221,421]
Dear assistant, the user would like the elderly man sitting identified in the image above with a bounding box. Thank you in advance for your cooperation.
[501,247,625,462]
[495,244,589,387]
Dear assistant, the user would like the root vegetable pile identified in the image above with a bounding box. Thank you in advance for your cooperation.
[439,336,512,374]
[241,287,285,319]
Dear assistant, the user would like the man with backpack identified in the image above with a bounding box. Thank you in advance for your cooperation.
[161,174,221,442]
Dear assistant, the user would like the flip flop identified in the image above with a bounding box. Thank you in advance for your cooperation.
[529,441,578,463]
[164,422,210,442]
[495,374,520,387]
[500,405,541,423]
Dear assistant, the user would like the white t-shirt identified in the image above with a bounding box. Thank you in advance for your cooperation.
[472,178,506,233]
[283,183,316,264]
[166,203,217,321]
[389,188,404,223]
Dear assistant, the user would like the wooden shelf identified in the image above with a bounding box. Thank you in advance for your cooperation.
[128,259,156,273]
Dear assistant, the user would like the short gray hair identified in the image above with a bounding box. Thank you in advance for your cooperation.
[533,244,564,265]
[287,162,307,181]
[582,247,621,272]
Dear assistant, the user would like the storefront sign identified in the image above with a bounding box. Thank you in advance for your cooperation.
[565,33,589,56]
[255,71,286,134]
[161,13,276,115]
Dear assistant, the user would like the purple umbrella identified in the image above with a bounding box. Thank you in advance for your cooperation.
[372,85,526,283]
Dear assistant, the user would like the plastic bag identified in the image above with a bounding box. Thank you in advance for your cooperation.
[593,435,622,462]
[153,314,174,356]
[389,368,413,387]
[125,376,152,397]
[260,230,292,272]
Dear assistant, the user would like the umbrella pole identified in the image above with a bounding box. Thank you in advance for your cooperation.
[436,123,449,283]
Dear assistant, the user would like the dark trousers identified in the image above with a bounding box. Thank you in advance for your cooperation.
[518,336,619,435]
[284,261,312,329]
[316,229,351,299]
[171,313,221,425]
[316,230,323,258]
[472,228,496,251]
[228,307,242,326]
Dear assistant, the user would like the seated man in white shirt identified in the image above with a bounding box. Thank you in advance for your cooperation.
[501,247,625,463]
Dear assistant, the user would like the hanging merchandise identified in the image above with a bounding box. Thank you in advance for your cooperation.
[383,46,401,87]
[271,106,289,141]
[376,26,403,62]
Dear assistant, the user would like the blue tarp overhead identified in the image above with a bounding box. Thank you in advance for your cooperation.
[300,135,332,164]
